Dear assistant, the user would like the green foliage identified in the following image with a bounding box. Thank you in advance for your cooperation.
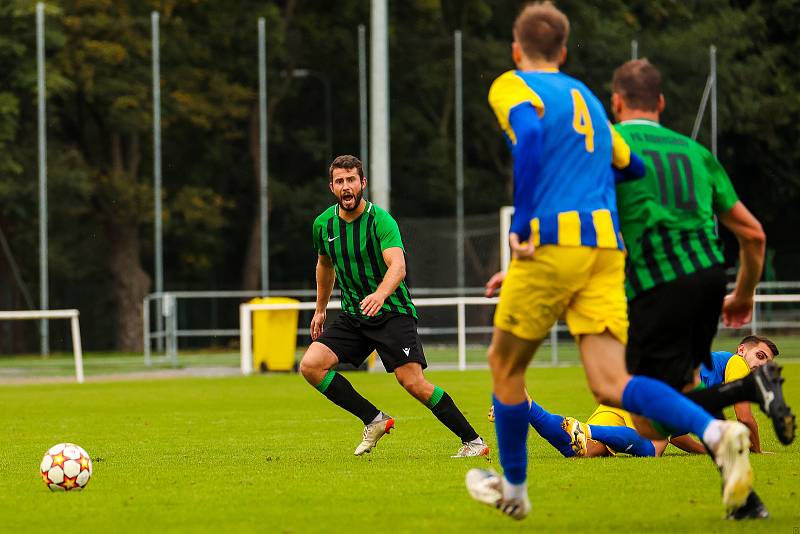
[0,0,798,349]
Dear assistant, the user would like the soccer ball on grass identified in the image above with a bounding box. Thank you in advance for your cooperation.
[40,443,92,491]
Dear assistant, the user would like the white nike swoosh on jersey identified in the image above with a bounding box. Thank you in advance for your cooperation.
[328,235,339,242]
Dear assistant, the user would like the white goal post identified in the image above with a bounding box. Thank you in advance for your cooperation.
[0,309,84,383]
[239,297,499,375]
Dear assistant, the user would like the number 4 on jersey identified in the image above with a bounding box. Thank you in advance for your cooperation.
[570,89,594,152]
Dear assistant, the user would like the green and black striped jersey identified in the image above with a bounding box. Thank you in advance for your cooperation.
[615,120,739,299]
[312,201,417,319]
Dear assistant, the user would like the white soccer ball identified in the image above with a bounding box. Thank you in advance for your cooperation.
[40,443,92,491]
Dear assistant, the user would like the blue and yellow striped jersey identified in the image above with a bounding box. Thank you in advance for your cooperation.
[489,69,634,249]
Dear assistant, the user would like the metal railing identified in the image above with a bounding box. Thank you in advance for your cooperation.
[144,285,800,370]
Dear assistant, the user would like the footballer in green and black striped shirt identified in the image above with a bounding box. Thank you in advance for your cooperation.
[610,62,795,490]
[299,155,487,459]
[312,193,416,320]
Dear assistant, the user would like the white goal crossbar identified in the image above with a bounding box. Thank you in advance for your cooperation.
[0,309,84,383]
[239,297,498,375]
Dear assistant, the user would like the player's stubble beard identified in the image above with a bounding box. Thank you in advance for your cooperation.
[339,186,363,212]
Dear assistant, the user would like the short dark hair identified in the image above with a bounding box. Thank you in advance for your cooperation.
[329,155,364,182]
[739,335,779,357]
[513,2,569,63]
[612,58,662,112]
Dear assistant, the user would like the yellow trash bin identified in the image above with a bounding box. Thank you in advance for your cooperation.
[250,297,300,372]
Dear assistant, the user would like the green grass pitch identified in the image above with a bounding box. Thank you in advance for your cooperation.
[1,365,799,532]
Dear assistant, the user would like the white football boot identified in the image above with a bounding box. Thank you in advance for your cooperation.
[354,414,395,456]
[465,468,531,520]
[452,438,490,458]
[711,421,754,512]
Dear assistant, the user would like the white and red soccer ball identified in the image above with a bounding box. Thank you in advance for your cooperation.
[40,443,92,491]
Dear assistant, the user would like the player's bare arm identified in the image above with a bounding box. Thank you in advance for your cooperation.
[311,254,335,340]
[668,434,707,454]
[485,271,506,297]
[509,232,535,259]
[360,247,405,317]
[718,201,766,327]
[733,401,761,453]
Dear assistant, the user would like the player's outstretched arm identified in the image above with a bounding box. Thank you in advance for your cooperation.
[360,247,406,317]
[733,401,761,453]
[667,434,706,454]
[311,255,335,340]
[718,201,766,327]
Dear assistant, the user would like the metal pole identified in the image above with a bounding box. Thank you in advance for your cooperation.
[457,300,466,371]
[143,297,151,366]
[36,2,49,356]
[258,18,269,292]
[151,11,165,351]
[322,75,332,165]
[454,30,465,292]
[370,0,390,209]
[710,45,717,158]
[550,324,558,365]
[690,74,713,141]
[240,303,253,375]
[358,24,368,171]
[71,315,84,384]
[631,39,638,60]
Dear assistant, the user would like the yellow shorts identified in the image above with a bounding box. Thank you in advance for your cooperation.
[586,404,636,429]
[494,246,628,343]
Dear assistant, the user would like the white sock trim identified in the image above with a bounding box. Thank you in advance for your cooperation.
[702,419,724,450]
[501,476,528,501]
[370,412,386,424]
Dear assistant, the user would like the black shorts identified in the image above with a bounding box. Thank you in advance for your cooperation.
[316,312,427,373]
[626,265,727,390]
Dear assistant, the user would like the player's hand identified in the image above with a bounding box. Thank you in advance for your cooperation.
[310,311,326,340]
[509,232,535,260]
[721,292,754,328]
[360,293,385,317]
[485,271,506,297]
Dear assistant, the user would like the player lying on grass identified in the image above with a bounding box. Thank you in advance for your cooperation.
[299,155,488,458]
[464,2,759,521]
[467,5,793,520]
[487,335,779,458]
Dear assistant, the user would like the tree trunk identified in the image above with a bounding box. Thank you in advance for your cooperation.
[107,219,151,351]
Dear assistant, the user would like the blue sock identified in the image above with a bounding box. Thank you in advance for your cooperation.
[588,425,656,457]
[528,399,575,458]
[621,376,713,439]
[493,395,530,484]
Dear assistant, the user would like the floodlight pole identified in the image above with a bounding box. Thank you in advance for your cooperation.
[454,30,465,292]
[152,11,164,350]
[358,24,368,171]
[710,45,717,158]
[370,0,390,209]
[36,2,49,356]
[258,18,269,292]
[631,39,638,60]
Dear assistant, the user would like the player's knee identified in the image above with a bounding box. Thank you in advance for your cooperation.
[396,371,427,398]
[488,344,523,380]
[298,357,315,381]
[396,372,419,392]
[299,353,325,383]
